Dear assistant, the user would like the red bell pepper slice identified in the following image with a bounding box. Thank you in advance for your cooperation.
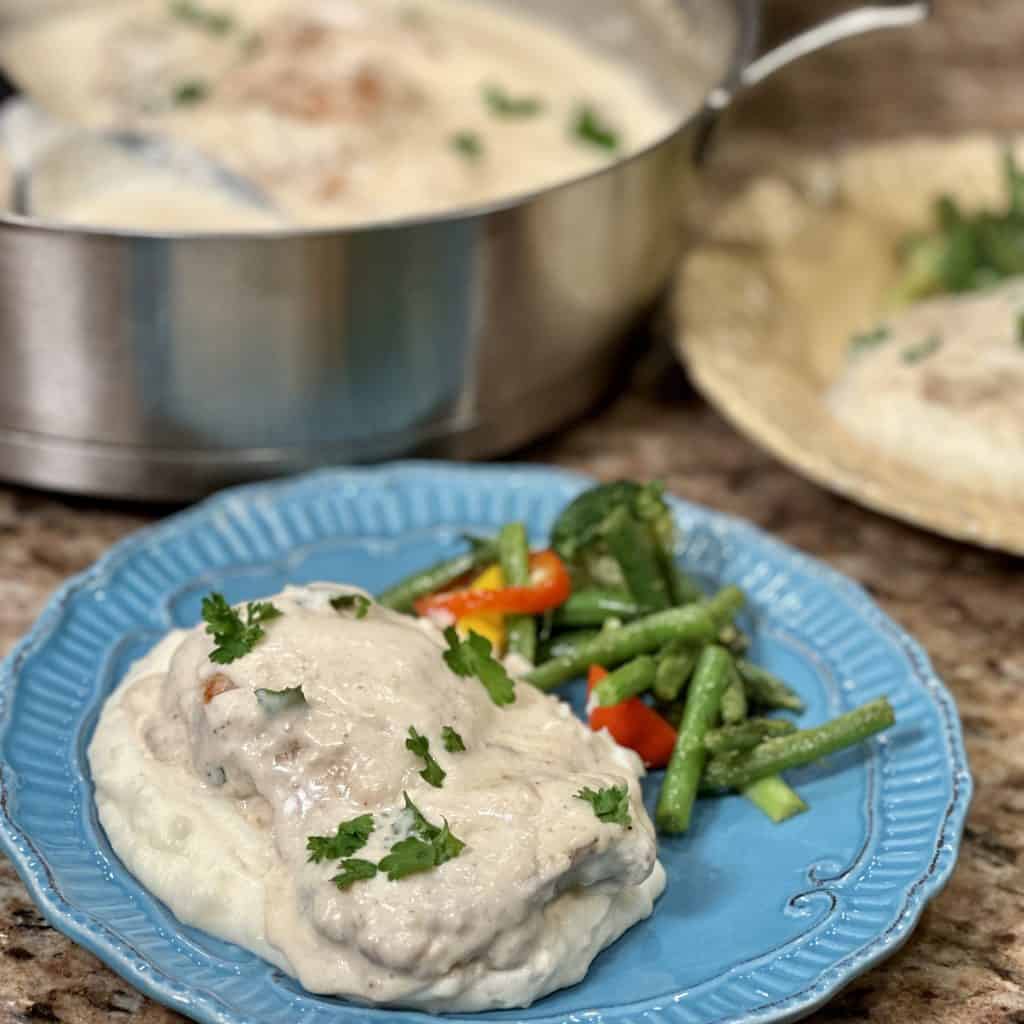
[415,550,571,619]
[587,665,677,769]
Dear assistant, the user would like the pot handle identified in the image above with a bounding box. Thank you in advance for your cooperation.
[710,2,930,108]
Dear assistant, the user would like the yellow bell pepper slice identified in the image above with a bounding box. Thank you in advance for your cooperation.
[457,564,506,653]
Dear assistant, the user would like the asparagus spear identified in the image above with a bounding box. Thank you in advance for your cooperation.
[743,776,808,824]
[704,718,798,755]
[526,587,744,692]
[737,659,806,713]
[656,645,732,834]
[499,523,537,662]
[552,588,641,628]
[719,659,749,725]
[378,538,499,613]
[653,645,699,703]
[702,698,896,791]
[593,656,657,707]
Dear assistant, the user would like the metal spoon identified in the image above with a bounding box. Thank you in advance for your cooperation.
[10,127,283,225]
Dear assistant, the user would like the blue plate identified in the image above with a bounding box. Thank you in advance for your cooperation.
[0,463,971,1024]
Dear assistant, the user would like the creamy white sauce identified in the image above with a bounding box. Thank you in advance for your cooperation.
[88,584,664,1010]
[829,278,1024,497]
[2,0,676,230]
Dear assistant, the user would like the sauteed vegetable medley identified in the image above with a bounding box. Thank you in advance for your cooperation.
[380,481,895,834]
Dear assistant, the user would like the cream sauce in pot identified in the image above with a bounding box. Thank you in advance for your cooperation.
[88,584,665,1010]
[2,0,678,231]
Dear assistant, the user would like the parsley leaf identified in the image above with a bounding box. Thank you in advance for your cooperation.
[306,814,375,864]
[201,593,282,664]
[331,858,378,890]
[576,785,632,828]
[169,0,235,35]
[443,628,516,707]
[255,686,306,714]
[452,131,484,160]
[379,793,466,880]
[172,79,211,106]
[402,792,436,838]
[573,106,620,152]
[483,84,544,118]
[849,324,891,355]
[430,819,466,864]
[406,727,446,788]
[442,726,466,753]
[902,334,943,365]
[330,594,371,619]
[378,836,437,880]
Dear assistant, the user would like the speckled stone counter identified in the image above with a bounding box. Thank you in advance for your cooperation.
[1,351,1022,1024]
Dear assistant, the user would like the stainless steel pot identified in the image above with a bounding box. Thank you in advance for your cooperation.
[0,0,928,500]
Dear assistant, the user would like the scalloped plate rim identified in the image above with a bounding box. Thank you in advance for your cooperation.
[0,461,972,1024]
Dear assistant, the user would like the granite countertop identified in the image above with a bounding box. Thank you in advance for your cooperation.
[3,3,1024,1022]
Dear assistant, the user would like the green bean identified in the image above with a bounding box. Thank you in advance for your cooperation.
[701,698,896,791]
[525,587,745,692]
[498,523,536,662]
[600,505,672,612]
[743,776,808,824]
[720,659,748,725]
[737,659,806,713]
[552,588,641,628]
[653,645,699,703]
[377,538,499,613]
[704,718,798,755]
[656,645,733,834]
[537,629,600,664]
[593,656,657,707]
[657,548,704,606]
[719,624,751,655]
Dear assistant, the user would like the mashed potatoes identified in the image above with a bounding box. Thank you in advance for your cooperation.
[89,584,664,1010]
[829,278,1024,498]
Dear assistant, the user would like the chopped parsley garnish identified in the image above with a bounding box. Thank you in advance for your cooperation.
[255,686,306,714]
[892,150,1024,304]
[306,814,375,864]
[406,727,446,788]
[331,858,378,890]
[902,334,943,365]
[452,131,484,161]
[483,84,544,118]
[576,785,632,828]
[330,594,371,619]
[442,726,466,753]
[573,106,620,152]
[378,794,465,880]
[172,79,211,106]
[849,324,891,355]
[201,593,282,664]
[401,791,435,837]
[169,0,235,35]
[443,628,516,707]
[313,796,465,891]
[378,836,438,880]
